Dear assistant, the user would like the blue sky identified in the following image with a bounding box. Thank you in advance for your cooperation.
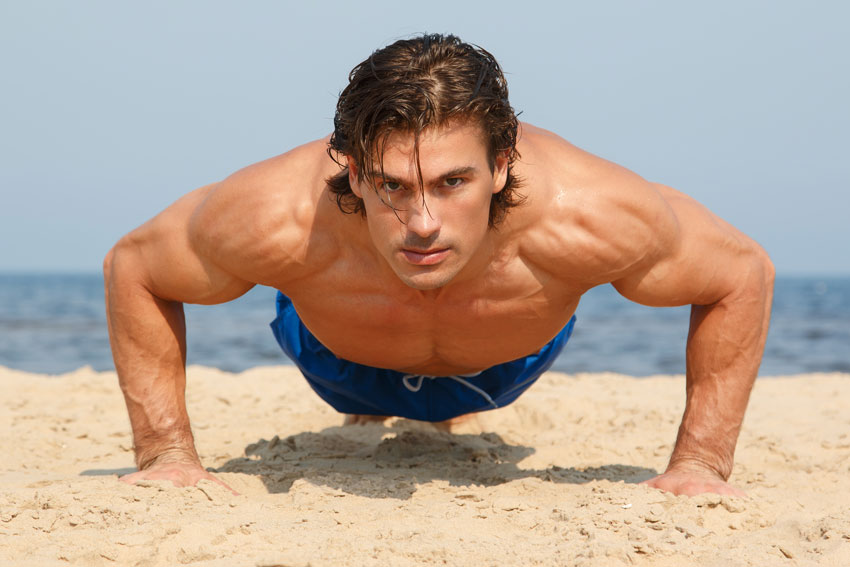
[1,1,848,275]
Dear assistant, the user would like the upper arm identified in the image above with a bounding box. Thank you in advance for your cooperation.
[519,124,772,311]
[105,182,256,305]
[609,183,772,308]
[105,138,330,306]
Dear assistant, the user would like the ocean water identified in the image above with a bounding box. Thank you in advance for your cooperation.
[0,273,848,377]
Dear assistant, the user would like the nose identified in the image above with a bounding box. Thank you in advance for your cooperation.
[405,196,442,238]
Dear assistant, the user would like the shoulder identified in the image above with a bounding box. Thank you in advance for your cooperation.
[506,123,680,287]
[514,123,650,198]
[188,136,348,286]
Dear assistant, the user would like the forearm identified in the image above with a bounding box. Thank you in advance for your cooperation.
[104,246,199,470]
[669,258,774,479]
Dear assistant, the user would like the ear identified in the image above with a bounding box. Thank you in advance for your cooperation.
[492,151,509,194]
[346,156,363,198]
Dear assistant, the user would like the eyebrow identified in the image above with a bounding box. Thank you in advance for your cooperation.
[377,166,479,187]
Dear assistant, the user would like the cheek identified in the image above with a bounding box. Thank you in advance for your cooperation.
[461,190,493,224]
[366,209,404,245]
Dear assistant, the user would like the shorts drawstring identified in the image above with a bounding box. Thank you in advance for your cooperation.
[401,373,499,410]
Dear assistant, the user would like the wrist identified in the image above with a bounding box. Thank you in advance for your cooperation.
[136,444,200,471]
[132,424,198,470]
[670,421,736,480]
[666,454,730,481]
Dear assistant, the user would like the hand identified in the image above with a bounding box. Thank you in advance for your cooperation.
[120,452,238,495]
[641,466,746,498]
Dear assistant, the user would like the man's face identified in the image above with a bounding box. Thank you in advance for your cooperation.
[349,120,508,291]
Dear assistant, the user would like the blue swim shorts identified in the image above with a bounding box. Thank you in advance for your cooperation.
[270,292,576,422]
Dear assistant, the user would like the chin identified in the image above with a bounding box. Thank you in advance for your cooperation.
[396,268,457,290]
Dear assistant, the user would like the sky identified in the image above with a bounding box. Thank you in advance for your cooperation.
[1,1,848,275]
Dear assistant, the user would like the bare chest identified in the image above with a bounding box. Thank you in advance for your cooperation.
[284,277,580,375]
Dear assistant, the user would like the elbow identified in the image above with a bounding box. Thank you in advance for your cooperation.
[743,244,774,301]
[764,255,775,292]
[103,235,140,289]
[755,246,775,292]
[103,237,128,284]
[103,245,116,282]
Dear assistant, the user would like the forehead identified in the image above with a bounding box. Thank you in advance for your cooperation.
[374,120,488,174]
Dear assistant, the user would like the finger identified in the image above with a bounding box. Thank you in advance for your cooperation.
[718,484,748,499]
[119,468,191,488]
[638,476,664,488]
[119,471,144,485]
[205,473,240,496]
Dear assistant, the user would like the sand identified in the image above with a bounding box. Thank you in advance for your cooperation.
[1,365,848,566]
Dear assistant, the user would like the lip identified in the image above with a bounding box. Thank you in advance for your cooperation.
[401,248,450,266]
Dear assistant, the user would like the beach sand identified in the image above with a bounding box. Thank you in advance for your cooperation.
[1,365,848,566]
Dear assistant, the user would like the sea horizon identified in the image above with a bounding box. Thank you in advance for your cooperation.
[1,272,848,377]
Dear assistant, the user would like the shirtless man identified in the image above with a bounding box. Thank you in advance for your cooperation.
[104,34,774,497]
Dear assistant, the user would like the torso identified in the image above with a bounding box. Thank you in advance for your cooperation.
[283,240,582,375]
[230,123,648,375]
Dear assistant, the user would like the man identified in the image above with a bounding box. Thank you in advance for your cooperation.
[104,34,774,497]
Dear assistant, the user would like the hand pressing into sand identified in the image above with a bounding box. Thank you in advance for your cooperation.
[641,466,746,498]
[120,451,238,495]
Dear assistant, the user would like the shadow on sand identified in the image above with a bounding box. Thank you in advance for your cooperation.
[215,421,657,498]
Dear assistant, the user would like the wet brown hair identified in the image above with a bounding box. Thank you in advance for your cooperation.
[326,33,524,226]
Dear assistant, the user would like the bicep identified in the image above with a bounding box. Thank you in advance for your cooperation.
[611,185,764,308]
[109,185,254,306]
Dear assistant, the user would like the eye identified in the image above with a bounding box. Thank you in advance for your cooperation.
[382,181,402,192]
[444,177,464,187]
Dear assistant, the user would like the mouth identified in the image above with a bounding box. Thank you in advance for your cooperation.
[400,248,450,266]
